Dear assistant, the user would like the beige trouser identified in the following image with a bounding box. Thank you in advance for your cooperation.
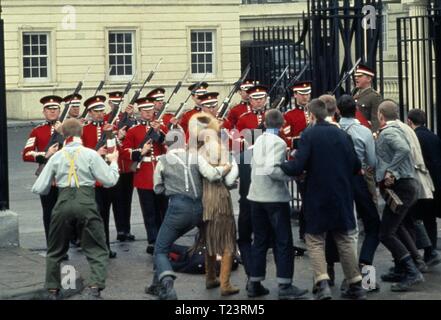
[306,231,362,285]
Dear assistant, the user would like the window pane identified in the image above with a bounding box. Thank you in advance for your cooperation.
[109,33,116,43]
[23,35,30,45]
[117,44,124,53]
[191,43,197,52]
[191,55,197,63]
[23,68,30,78]
[197,32,204,42]
[31,35,39,45]
[117,66,124,75]
[197,54,204,63]
[40,35,47,45]
[23,58,30,67]
[206,32,212,42]
[191,32,197,42]
[31,57,39,67]
[125,44,132,54]
[31,68,39,77]
[109,44,116,54]
[124,33,131,43]
[206,64,212,73]
[206,42,212,52]
[31,45,38,55]
[40,45,47,55]
[117,33,123,43]
[125,66,132,75]
[206,54,212,63]
[23,45,30,56]
[199,43,205,52]
[117,56,124,65]
[109,55,116,65]
[40,68,47,78]
[124,55,132,65]
[40,57,47,67]
[199,64,205,74]
[191,64,198,74]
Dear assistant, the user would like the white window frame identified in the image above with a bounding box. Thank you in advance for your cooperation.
[21,31,51,83]
[107,30,137,82]
[189,29,216,77]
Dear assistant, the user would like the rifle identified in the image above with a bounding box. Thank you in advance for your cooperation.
[171,73,208,124]
[118,58,163,129]
[216,63,251,120]
[94,71,137,151]
[156,69,189,121]
[80,66,113,119]
[331,58,362,95]
[264,64,290,112]
[272,62,309,110]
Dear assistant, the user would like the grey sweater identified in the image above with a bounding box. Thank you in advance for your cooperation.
[247,132,292,203]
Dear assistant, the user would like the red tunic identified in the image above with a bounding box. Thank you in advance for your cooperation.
[226,102,250,128]
[82,121,108,186]
[355,109,372,130]
[179,107,201,135]
[121,124,166,190]
[22,122,55,163]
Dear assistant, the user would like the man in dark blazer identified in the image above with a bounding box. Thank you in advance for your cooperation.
[407,109,441,266]
[281,99,366,300]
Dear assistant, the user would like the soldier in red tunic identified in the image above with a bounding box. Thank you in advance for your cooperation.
[22,95,63,244]
[226,79,257,128]
[81,95,117,258]
[121,97,167,254]
[63,93,82,120]
[234,85,268,280]
[179,81,209,135]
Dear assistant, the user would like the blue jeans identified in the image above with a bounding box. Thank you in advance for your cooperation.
[154,195,203,281]
[249,201,294,284]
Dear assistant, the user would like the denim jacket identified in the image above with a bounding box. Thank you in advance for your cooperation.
[375,121,416,182]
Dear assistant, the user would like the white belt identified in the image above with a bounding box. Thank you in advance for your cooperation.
[141,156,155,162]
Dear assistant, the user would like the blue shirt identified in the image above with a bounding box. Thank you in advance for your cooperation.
[339,117,376,168]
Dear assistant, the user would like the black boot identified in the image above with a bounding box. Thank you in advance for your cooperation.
[341,281,367,300]
[381,261,404,282]
[159,276,177,300]
[391,256,424,292]
[278,283,308,300]
[413,256,428,273]
[145,273,162,296]
[247,281,270,298]
[313,280,332,300]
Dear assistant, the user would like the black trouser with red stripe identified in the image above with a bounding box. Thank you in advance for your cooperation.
[113,172,134,235]
[40,186,58,245]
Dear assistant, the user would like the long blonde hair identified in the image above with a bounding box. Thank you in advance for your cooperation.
[188,112,228,166]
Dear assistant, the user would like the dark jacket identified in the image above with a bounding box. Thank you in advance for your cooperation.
[281,121,361,234]
[414,126,441,195]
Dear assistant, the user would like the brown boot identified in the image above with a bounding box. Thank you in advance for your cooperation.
[220,252,240,296]
[205,254,220,289]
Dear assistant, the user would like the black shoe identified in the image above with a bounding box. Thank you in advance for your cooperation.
[414,257,428,273]
[61,254,69,261]
[341,281,367,300]
[145,283,162,296]
[381,263,404,282]
[293,246,307,257]
[327,264,335,287]
[109,250,117,259]
[126,233,136,242]
[391,257,424,292]
[146,244,155,255]
[81,287,102,300]
[425,250,441,267]
[278,284,308,300]
[247,281,270,298]
[116,232,127,242]
[313,280,332,300]
[158,277,177,300]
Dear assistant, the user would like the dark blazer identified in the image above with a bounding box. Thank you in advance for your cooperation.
[281,121,361,235]
[414,126,441,195]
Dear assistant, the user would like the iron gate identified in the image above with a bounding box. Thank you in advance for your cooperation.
[397,0,441,133]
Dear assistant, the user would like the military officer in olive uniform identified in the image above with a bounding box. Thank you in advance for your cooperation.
[352,64,382,132]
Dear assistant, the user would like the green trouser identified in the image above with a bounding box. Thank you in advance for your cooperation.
[45,186,109,290]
